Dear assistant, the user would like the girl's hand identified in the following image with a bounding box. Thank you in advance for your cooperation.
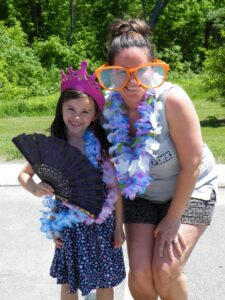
[154,217,186,260]
[53,235,64,248]
[113,227,126,248]
[33,181,54,197]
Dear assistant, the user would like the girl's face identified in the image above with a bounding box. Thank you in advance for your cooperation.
[62,97,97,138]
[113,47,149,109]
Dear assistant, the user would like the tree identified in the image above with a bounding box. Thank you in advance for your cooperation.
[67,0,75,46]
[151,0,220,71]
[149,0,169,30]
[1,0,224,77]
[0,0,70,41]
[205,7,225,48]
[203,6,225,102]
[0,21,58,101]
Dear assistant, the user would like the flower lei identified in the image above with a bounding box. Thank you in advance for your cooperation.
[103,90,160,200]
[40,130,118,239]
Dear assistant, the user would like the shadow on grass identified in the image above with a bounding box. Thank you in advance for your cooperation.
[200,116,225,127]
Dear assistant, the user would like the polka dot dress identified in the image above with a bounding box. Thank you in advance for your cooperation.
[50,203,126,296]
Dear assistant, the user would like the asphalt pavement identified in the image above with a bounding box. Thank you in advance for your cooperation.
[0,162,224,300]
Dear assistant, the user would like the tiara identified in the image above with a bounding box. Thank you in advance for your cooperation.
[61,61,105,111]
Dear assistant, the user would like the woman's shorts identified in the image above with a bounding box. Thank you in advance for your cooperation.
[123,190,216,225]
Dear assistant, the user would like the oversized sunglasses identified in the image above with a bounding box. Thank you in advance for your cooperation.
[95,60,169,91]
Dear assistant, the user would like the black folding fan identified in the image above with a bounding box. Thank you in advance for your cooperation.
[12,133,105,218]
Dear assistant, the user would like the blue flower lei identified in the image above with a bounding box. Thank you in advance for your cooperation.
[40,130,118,239]
[103,90,160,200]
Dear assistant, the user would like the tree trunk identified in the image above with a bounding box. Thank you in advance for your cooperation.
[204,21,211,50]
[29,0,42,37]
[67,0,75,46]
[149,0,169,31]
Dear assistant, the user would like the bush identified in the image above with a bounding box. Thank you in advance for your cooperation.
[203,46,225,104]
[32,36,71,69]
[0,21,59,101]
[32,34,101,72]
[157,44,192,74]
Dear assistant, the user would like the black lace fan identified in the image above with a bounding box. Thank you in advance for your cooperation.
[12,133,105,218]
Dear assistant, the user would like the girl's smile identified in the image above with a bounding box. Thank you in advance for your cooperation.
[62,97,97,138]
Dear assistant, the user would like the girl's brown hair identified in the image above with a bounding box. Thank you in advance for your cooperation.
[50,89,110,154]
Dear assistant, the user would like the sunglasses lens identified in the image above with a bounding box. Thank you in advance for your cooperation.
[99,68,128,90]
[98,64,168,90]
[137,66,166,88]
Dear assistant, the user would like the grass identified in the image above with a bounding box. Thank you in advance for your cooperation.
[176,75,225,163]
[0,93,58,117]
[0,116,53,161]
[0,74,224,162]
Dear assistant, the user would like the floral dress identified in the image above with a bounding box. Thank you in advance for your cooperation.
[39,131,126,295]
[50,202,126,296]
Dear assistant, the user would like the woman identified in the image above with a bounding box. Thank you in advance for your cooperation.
[95,19,218,300]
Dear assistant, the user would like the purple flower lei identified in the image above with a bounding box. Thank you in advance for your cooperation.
[103,90,161,200]
[40,130,118,239]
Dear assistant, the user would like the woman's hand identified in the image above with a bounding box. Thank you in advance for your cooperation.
[154,217,186,260]
[113,227,126,248]
[33,181,54,197]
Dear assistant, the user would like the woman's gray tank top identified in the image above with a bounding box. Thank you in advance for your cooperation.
[142,83,218,203]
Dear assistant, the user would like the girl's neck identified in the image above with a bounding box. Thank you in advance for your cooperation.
[68,134,85,153]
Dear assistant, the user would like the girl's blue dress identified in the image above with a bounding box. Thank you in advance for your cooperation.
[50,202,126,296]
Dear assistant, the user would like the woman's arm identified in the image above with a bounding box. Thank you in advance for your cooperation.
[166,87,202,219]
[18,163,54,197]
[155,87,203,259]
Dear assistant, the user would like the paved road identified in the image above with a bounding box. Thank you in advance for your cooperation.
[0,187,224,300]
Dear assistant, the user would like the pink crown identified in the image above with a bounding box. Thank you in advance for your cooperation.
[61,61,105,111]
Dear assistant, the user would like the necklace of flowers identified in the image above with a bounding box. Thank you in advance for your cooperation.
[40,129,118,239]
[103,90,161,200]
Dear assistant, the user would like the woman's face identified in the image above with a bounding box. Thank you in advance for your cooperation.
[113,47,149,109]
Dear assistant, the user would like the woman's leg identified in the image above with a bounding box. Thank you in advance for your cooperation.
[153,223,207,300]
[125,223,158,300]
[96,288,113,300]
[61,284,78,300]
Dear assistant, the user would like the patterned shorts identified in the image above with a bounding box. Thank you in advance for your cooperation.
[123,191,216,225]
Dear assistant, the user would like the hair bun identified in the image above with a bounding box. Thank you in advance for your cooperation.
[107,19,154,64]
[110,19,151,40]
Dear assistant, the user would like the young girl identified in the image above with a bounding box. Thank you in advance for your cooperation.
[18,61,126,300]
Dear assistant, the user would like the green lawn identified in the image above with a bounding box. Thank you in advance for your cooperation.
[177,76,225,163]
[0,116,53,161]
[0,74,224,162]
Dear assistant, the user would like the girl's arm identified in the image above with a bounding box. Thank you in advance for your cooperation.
[113,189,125,248]
[18,163,54,197]
[19,163,63,247]
[154,87,203,259]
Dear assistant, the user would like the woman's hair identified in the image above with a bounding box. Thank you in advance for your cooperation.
[50,89,110,154]
[107,19,154,65]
